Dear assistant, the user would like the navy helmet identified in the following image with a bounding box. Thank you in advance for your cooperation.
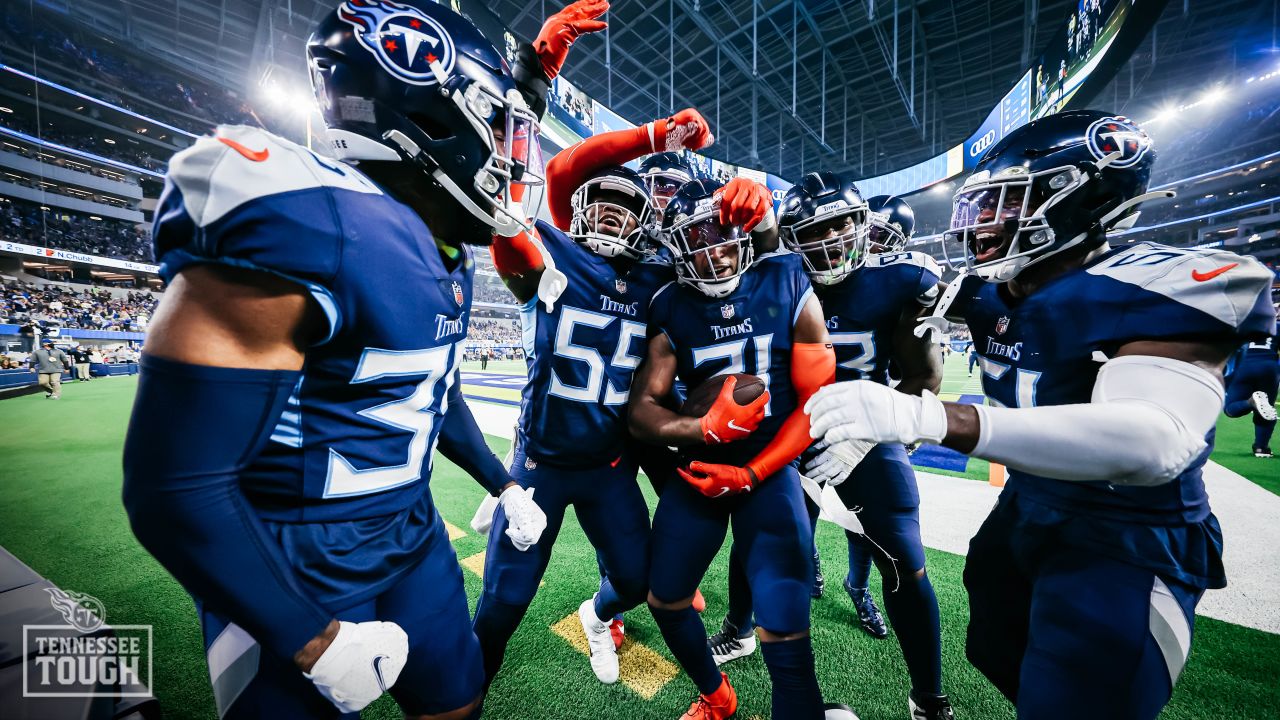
[660,179,753,297]
[778,171,869,286]
[944,110,1169,282]
[639,151,699,214]
[307,0,544,237]
[865,195,915,254]
[568,166,655,260]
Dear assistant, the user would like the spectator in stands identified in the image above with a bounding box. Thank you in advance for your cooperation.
[71,343,92,382]
[18,321,36,353]
[32,338,69,399]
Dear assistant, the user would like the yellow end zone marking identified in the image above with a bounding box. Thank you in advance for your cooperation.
[458,550,541,587]
[460,550,487,577]
[443,520,466,541]
[549,613,679,700]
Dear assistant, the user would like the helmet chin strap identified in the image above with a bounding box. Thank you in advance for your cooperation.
[1099,189,1176,228]
[382,128,525,238]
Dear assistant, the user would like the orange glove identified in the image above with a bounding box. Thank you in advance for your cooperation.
[534,0,609,80]
[652,108,714,152]
[699,376,770,444]
[715,177,773,232]
[678,462,756,498]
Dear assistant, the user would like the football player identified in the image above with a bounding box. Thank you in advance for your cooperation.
[865,195,916,255]
[121,3,553,718]
[640,151,703,221]
[472,102,715,687]
[708,171,953,719]
[1223,314,1279,457]
[806,110,1275,719]
[630,179,854,720]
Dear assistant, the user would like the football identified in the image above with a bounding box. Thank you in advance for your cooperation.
[680,373,766,418]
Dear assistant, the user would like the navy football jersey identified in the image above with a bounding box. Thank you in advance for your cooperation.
[154,126,471,525]
[1243,330,1280,361]
[649,252,814,464]
[817,251,941,385]
[955,242,1274,586]
[517,220,673,467]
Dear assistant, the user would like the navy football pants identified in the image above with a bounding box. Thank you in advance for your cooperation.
[964,492,1202,719]
[1224,358,1279,449]
[650,465,814,634]
[198,518,483,719]
[474,444,651,680]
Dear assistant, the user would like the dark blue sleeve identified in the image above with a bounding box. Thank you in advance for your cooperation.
[122,355,332,658]
[437,371,512,496]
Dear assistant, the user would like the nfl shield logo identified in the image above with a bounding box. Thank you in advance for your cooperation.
[721,304,735,319]
[452,281,464,306]
[995,316,1010,335]
[615,278,627,294]
[524,457,537,470]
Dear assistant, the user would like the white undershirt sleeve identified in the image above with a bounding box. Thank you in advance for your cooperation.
[970,355,1224,486]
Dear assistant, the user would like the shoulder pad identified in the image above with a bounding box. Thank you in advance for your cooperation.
[866,251,943,278]
[1086,242,1274,329]
[167,125,381,227]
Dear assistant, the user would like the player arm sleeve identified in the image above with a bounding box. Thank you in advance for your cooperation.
[969,355,1223,486]
[490,226,546,279]
[545,124,669,230]
[121,355,332,657]
[436,371,512,496]
[746,342,836,482]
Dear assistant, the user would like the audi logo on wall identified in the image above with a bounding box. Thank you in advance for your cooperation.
[969,129,997,157]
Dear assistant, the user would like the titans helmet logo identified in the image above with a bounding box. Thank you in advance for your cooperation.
[338,0,457,86]
[1085,115,1151,169]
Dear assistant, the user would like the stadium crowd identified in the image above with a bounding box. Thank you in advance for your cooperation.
[0,198,153,263]
[0,277,156,333]
[0,9,254,130]
[473,277,520,305]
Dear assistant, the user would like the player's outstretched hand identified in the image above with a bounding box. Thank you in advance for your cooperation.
[660,108,714,151]
[803,437,875,486]
[304,620,409,713]
[678,461,756,497]
[700,376,770,444]
[716,177,772,232]
[500,484,548,551]
[806,381,948,446]
[535,0,609,80]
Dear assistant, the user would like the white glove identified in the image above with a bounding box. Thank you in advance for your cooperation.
[806,382,948,446]
[533,238,568,312]
[500,485,547,551]
[803,438,874,486]
[914,315,958,340]
[304,620,408,713]
[470,492,500,534]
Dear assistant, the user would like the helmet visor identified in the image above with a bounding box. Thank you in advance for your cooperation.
[464,82,546,236]
[668,212,750,287]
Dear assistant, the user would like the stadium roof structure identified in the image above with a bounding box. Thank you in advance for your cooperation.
[48,0,1278,184]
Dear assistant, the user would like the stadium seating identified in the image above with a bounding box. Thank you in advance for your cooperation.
[0,198,153,263]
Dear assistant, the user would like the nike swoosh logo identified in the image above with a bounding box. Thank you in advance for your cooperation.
[218,136,269,162]
[712,487,731,498]
[372,655,390,692]
[727,420,748,433]
[1191,263,1238,282]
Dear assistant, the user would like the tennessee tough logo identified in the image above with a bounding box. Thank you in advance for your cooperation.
[338,0,457,86]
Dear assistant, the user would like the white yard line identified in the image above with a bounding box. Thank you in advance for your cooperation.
[465,396,1280,634]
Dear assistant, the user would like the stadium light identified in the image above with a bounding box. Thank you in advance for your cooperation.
[1200,86,1228,106]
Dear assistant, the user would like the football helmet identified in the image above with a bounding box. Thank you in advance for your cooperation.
[307,0,545,237]
[944,110,1170,282]
[661,179,754,298]
[778,171,870,286]
[865,195,915,254]
[568,166,655,260]
[639,151,699,214]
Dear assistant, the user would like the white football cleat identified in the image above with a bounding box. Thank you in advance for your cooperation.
[1250,391,1277,422]
[578,597,619,684]
[823,702,860,719]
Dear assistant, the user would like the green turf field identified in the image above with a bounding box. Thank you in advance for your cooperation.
[1,374,1279,719]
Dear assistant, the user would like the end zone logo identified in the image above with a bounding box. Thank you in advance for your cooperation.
[23,588,153,699]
